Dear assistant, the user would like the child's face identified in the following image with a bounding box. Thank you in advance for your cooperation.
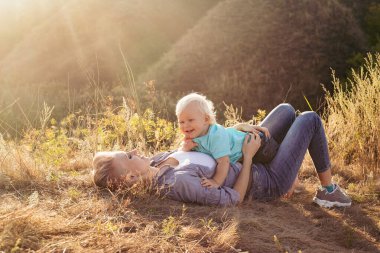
[177,102,210,139]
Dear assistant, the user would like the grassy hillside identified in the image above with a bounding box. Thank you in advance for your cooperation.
[0,0,220,135]
[139,0,366,119]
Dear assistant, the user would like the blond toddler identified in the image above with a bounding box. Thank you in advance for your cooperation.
[176,93,271,188]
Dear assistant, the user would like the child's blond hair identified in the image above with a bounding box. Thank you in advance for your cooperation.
[175,93,216,124]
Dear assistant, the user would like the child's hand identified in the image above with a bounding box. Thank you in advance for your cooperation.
[232,123,270,138]
[252,125,270,138]
[201,177,220,188]
[180,138,198,151]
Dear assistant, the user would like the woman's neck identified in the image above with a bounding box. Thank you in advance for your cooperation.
[152,156,180,178]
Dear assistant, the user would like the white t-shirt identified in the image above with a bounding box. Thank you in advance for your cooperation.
[168,151,217,169]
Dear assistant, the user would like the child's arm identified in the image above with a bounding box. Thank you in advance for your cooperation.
[231,123,271,138]
[201,155,230,188]
[231,122,254,132]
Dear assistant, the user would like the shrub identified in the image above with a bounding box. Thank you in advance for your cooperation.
[324,53,380,180]
[20,98,177,170]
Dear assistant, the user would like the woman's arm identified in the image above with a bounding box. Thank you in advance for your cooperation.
[231,122,253,132]
[233,133,261,203]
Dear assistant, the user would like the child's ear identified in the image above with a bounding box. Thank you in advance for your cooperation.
[205,114,211,123]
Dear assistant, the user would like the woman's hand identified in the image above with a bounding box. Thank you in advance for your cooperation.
[233,133,259,203]
[242,133,261,160]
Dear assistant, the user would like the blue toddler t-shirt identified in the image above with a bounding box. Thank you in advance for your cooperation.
[193,124,247,163]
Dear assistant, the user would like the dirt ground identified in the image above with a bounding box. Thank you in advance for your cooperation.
[128,184,380,253]
[118,186,380,252]
[235,186,380,252]
[0,175,379,252]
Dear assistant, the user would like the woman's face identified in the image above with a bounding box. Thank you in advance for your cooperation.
[107,150,151,184]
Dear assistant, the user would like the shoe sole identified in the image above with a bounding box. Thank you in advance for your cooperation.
[313,197,351,208]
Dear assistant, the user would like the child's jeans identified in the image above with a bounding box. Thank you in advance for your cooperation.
[249,103,331,200]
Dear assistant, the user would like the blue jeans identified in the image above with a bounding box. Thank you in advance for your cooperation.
[249,104,331,200]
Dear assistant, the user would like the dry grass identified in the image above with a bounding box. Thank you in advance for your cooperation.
[0,169,241,252]
[0,139,45,189]
[0,99,240,252]
[0,101,379,252]
[1,54,380,252]
[1,175,379,252]
[323,53,380,186]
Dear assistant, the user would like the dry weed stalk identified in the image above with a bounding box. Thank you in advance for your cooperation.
[324,53,380,183]
[0,138,45,188]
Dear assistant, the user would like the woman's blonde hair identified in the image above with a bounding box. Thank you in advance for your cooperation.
[92,153,115,188]
[175,93,216,124]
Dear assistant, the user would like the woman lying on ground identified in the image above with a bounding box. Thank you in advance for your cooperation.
[93,104,351,208]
